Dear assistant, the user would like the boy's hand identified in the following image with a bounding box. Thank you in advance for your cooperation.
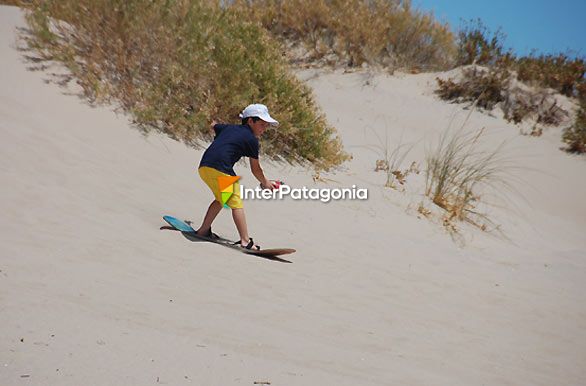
[260,179,272,190]
[261,180,282,190]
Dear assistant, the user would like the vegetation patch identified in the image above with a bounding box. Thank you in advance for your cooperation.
[436,66,570,128]
[440,19,584,149]
[455,19,511,67]
[563,101,586,153]
[19,0,349,170]
[436,66,509,111]
[232,0,456,71]
[516,54,585,97]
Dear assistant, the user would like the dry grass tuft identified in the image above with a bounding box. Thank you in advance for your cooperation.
[364,129,418,190]
[425,125,515,231]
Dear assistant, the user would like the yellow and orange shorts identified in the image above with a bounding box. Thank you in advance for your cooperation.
[198,166,243,209]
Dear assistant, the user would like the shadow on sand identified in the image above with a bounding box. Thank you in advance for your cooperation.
[160,226,293,263]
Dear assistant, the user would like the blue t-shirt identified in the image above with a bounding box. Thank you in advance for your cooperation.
[199,124,259,176]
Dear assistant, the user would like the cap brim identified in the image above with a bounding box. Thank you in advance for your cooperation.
[260,113,279,126]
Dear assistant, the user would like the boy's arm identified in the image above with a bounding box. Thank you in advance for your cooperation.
[250,158,277,189]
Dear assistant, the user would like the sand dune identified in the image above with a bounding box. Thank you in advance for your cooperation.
[1,6,585,385]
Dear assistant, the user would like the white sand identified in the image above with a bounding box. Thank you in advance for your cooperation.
[1,6,585,385]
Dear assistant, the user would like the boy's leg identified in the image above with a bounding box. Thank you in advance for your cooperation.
[232,208,256,247]
[232,208,249,243]
[195,200,222,235]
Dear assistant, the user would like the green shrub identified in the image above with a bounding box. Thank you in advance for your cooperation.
[231,0,456,71]
[22,0,349,170]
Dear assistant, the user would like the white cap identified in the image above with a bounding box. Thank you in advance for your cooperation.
[239,103,279,126]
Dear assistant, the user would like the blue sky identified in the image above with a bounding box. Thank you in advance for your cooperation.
[414,0,586,57]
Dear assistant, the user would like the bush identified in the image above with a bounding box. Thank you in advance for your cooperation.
[21,0,349,170]
[456,19,510,67]
[436,66,569,126]
[503,89,569,126]
[231,0,456,71]
[436,66,509,110]
[563,101,586,153]
[0,0,25,6]
[516,53,585,97]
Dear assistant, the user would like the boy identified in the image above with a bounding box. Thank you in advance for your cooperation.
[194,104,279,250]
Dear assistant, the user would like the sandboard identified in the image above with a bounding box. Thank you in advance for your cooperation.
[162,215,296,258]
